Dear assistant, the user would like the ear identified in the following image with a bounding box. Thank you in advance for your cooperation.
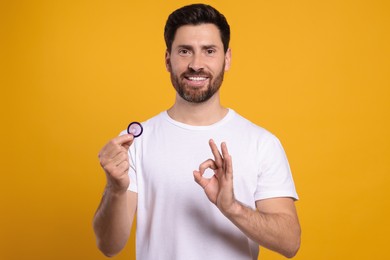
[165,50,171,72]
[225,48,232,71]
[224,48,232,71]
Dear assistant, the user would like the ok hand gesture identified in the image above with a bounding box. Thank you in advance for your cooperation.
[193,139,237,215]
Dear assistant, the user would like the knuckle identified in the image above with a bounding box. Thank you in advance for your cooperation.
[108,139,116,146]
[103,163,114,173]
[99,158,107,168]
[99,154,110,164]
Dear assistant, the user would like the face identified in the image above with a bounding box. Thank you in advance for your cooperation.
[166,24,231,103]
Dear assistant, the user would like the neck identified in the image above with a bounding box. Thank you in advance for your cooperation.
[167,92,228,126]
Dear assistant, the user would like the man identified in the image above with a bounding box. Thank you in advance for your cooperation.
[93,4,301,259]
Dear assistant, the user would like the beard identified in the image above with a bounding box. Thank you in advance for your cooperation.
[170,62,225,103]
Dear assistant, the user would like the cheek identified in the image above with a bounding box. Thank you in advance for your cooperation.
[209,57,226,71]
[169,60,187,74]
[211,62,226,76]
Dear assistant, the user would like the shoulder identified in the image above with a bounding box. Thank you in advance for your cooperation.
[120,111,166,135]
[230,110,277,140]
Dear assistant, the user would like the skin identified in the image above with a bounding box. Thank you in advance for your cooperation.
[165,24,232,125]
[193,139,301,258]
[93,134,137,257]
[93,23,301,258]
[167,25,227,104]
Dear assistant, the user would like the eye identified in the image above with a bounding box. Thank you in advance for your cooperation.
[206,48,216,55]
[179,49,191,56]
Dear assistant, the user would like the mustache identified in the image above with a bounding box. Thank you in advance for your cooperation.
[182,70,211,78]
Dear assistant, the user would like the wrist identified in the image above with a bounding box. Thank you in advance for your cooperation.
[221,199,242,218]
[104,184,128,197]
[105,175,129,194]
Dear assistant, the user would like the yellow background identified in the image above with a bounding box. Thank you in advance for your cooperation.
[1,0,389,259]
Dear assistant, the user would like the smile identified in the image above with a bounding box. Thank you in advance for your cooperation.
[187,76,207,81]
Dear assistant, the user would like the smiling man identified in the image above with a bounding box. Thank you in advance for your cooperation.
[167,23,229,104]
[93,4,301,260]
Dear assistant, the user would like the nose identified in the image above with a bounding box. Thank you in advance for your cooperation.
[188,53,204,72]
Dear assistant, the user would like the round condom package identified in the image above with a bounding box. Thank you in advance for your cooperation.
[127,122,143,138]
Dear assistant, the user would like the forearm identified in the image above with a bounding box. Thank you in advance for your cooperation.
[223,200,301,258]
[93,188,134,257]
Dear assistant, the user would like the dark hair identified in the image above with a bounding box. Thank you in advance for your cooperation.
[164,4,230,53]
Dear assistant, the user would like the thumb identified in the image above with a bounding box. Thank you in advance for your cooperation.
[120,134,134,150]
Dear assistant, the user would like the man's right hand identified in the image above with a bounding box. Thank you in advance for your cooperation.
[98,134,134,193]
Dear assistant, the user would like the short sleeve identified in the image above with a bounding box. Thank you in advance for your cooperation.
[254,135,298,201]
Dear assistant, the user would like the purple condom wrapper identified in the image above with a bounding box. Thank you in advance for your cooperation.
[127,122,143,138]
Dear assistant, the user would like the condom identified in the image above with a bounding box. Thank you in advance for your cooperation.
[127,122,143,138]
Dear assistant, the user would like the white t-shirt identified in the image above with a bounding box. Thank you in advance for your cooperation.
[126,109,298,260]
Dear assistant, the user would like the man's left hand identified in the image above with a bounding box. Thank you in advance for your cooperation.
[193,139,238,215]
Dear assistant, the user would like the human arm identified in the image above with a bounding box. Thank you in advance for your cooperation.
[193,140,301,258]
[93,134,138,257]
[223,197,300,258]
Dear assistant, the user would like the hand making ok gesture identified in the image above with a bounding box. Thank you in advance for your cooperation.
[193,139,237,215]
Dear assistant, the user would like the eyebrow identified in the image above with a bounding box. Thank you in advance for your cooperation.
[176,44,219,51]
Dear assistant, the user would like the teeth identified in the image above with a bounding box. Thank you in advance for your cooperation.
[188,77,206,81]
